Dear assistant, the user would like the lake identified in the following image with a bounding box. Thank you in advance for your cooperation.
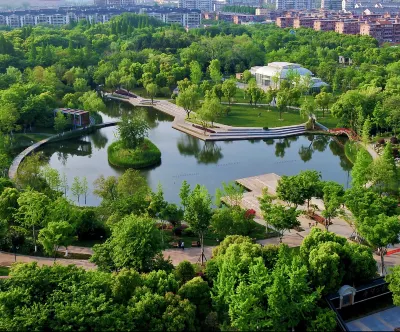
[39,101,352,205]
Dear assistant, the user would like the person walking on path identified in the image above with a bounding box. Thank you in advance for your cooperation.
[181,241,185,250]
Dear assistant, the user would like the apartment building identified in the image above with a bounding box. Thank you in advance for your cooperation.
[335,19,359,33]
[276,0,312,10]
[276,16,294,27]
[0,6,201,28]
[321,0,342,10]
[360,19,400,42]
[178,0,212,12]
[293,16,316,27]
[313,18,337,30]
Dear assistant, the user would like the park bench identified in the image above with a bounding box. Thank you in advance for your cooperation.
[171,242,180,248]
[192,241,200,247]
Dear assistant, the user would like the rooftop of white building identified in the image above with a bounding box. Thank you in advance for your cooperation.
[254,62,313,79]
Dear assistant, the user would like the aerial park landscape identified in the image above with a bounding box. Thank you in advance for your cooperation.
[0,11,399,331]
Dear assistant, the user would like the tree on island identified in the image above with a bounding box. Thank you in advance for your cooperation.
[117,111,149,149]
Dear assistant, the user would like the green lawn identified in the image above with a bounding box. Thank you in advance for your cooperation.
[0,266,10,276]
[214,104,338,128]
[215,104,304,128]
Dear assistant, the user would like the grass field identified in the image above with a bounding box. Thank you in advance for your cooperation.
[214,104,338,128]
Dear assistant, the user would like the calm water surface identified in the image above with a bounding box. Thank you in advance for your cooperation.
[39,101,352,205]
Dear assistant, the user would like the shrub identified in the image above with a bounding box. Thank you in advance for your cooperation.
[175,261,196,285]
[390,136,399,144]
[263,127,269,130]
[159,87,170,97]
[377,138,385,145]
[182,227,196,237]
[305,119,314,130]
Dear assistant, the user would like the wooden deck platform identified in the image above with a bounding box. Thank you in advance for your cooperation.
[221,173,282,219]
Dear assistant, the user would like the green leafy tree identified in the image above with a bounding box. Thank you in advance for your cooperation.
[197,92,221,128]
[361,117,372,144]
[208,59,222,84]
[315,91,333,118]
[117,111,149,149]
[221,78,237,105]
[71,176,82,205]
[321,181,344,231]
[17,190,50,252]
[54,112,68,133]
[370,142,399,195]
[179,180,191,211]
[307,308,337,332]
[276,175,306,208]
[242,70,252,83]
[178,276,212,324]
[212,84,223,103]
[215,181,244,207]
[38,221,74,261]
[189,61,202,85]
[246,79,264,106]
[176,84,199,119]
[265,204,300,242]
[267,245,320,331]
[146,83,158,104]
[78,91,106,113]
[175,261,196,285]
[351,148,372,188]
[184,185,213,264]
[91,214,162,272]
[387,266,400,306]
[211,206,265,239]
[358,214,400,276]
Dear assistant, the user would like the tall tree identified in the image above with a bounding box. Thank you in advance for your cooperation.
[91,214,162,272]
[315,91,333,118]
[184,185,213,264]
[221,78,237,105]
[117,111,149,149]
[176,84,199,119]
[351,148,372,188]
[370,142,398,195]
[208,59,222,84]
[321,181,344,231]
[146,83,158,104]
[358,214,400,275]
[17,190,50,252]
[38,221,74,261]
[189,61,202,85]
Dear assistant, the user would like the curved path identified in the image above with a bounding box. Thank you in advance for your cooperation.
[107,94,307,141]
[8,121,119,180]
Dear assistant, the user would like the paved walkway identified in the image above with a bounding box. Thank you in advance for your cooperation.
[0,251,96,270]
[107,94,307,141]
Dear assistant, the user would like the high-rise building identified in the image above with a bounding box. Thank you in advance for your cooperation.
[178,0,212,12]
[276,0,312,10]
[321,0,342,11]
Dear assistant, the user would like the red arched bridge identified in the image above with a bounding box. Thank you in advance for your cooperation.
[328,128,360,141]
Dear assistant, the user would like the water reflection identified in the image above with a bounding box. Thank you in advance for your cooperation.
[39,101,353,205]
[177,136,223,164]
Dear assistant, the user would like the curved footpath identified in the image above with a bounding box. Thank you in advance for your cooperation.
[107,94,307,141]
